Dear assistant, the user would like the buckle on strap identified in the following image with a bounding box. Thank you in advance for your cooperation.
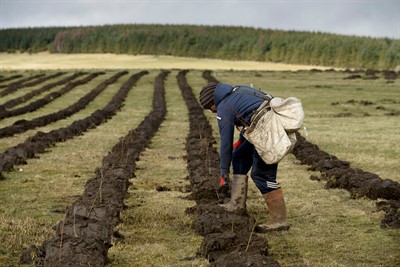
[250,100,271,121]
[246,100,271,134]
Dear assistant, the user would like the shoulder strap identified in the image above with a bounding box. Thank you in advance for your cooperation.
[231,86,273,130]
[232,86,273,101]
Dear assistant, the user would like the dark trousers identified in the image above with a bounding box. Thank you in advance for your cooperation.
[232,138,278,194]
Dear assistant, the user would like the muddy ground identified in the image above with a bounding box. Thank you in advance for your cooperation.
[292,133,400,228]
[0,71,139,179]
[7,69,397,266]
[343,69,399,81]
[0,72,86,111]
[21,70,162,265]
[0,72,103,127]
[204,70,399,229]
[178,70,280,266]
[0,74,48,97]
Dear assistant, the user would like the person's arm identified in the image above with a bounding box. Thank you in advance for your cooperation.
[217,108,235,176]
[233,133,245,149]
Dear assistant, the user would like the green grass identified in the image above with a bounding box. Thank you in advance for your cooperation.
[188,70,400,267]
[266,154,400,266]
[108,70,207,266]
[0,60,399,266]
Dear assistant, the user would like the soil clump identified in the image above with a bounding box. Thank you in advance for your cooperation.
[292,133,400,228]
[179,70,280,266]
[22,71,170,266]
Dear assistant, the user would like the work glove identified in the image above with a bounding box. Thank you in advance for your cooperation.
[233,139,243,149]
[218,173,230,193]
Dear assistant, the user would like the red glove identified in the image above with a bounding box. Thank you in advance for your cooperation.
[233,139,243,149]
[219,174,230,192]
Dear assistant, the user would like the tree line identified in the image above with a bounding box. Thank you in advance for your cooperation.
[1,24,399,69]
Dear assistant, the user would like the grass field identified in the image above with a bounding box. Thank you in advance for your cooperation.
[0,53,399,266]
[0,52,334,71]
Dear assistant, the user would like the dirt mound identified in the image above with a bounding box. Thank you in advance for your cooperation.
[0,72,86,110]
[0,74,23,84]
[0,71,142,179]
[178,70,280,266]
[0,72,103,125]
[382,70,398,80]
[22,71,169,266]
[202,70,219,83]
[292,133,400,228]
[0,74,46,96]
[343,69,398,81]
[190,205,277,266]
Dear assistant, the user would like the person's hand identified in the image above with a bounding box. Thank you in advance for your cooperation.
[219,173,229,193]
[233,139,242,149]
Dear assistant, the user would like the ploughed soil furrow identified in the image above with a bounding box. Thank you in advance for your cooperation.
[293,133,400,228]
[0,72,104,120]
[0,71,148,180]
[0,74,23,84]
[20,72,66,87]
[0,75,31,89]
[24,71,168,266]
[0,74,46,96]
[202,70,219,83]
[0,72,86,111]
[177,70,280,267]
[0,72,106,135]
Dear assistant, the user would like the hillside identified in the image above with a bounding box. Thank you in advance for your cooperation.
[1,24,399,70]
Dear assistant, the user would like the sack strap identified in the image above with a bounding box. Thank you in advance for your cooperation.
[232,86,273,101]
[231,86,273,127]
[245,100,271,134]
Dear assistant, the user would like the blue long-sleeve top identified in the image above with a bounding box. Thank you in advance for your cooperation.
[214,83,266,175]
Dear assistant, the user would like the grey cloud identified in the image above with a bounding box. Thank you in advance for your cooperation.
[0,1,398,39]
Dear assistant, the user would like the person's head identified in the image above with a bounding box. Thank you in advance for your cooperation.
[200,82,218,111]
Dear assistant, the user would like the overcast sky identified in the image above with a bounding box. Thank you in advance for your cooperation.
[0,0,399,39]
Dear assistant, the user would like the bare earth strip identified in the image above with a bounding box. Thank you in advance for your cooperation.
[0,52,334,71]
[0,72,85,110]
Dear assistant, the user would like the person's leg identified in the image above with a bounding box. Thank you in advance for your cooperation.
[251,152,290,232]
[220,138,252,211]
[250,153,278,194]
[232,138,253,175]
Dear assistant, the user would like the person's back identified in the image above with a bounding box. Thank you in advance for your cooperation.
[214,83,266,127]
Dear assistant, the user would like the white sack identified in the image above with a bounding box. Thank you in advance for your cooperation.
[243,97,303,164]
[270,97,304,132]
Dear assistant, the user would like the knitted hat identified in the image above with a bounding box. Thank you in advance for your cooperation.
[200,82,218,109]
